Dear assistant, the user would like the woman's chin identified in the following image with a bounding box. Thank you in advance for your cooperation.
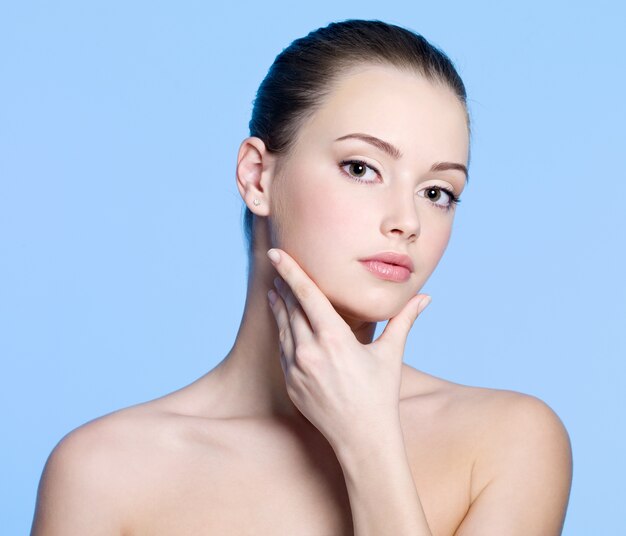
[330,296,408,325]
[314,273,421,324]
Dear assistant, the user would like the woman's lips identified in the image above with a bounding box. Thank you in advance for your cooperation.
[359,260,411,282]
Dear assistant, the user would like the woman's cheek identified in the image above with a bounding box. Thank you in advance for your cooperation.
[422,222,453,270]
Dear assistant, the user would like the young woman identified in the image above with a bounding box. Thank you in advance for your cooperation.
[31,19,573,535]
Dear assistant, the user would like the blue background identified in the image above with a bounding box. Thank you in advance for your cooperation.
[2,1,624,534]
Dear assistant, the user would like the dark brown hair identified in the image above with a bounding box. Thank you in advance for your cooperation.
[244,18,471,255]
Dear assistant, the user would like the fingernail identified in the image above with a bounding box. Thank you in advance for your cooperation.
[273,277,283,292]
[267,289,277,305]
[416,296,432,315]
[267,249,281,263]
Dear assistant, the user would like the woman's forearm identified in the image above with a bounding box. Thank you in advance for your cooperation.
[334,423,433,536]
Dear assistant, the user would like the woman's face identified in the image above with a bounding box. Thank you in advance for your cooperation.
[268,64,469,323]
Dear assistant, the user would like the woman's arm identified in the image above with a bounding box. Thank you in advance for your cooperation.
[334,419,434,536]
[454,393,573,535]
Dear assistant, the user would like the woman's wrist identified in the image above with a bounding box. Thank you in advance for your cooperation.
[329,414,406,465]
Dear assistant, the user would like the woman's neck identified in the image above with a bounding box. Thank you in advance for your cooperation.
[199,224,377,422]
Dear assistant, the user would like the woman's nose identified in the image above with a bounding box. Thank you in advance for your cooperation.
[381,189,420,241]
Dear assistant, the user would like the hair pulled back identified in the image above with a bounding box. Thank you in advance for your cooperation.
[244,18,470,255]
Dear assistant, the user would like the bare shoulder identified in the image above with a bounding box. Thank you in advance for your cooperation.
[406,369,573,534]
[403,367,571,455]
[31,402,190,535]
[461,384,573,499]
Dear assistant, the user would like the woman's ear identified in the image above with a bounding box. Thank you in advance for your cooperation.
[235,136,276,217]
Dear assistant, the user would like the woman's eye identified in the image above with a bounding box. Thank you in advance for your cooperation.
[338,162,460,211]
[339,160,379,183]
[418,186,458,211]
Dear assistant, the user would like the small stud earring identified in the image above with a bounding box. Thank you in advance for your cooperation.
[253,198,261,206]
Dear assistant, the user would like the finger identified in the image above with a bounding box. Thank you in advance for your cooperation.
[268,288,296,367]
[373,294,432,355]
[279,348,288,376]
[267,248,346,335]
[274,276,315,348]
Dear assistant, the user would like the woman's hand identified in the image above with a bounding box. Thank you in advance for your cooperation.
[266,247,432,451]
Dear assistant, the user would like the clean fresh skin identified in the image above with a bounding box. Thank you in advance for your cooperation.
[30,63,572,536]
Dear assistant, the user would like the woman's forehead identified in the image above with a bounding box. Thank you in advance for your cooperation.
[300,66,468,160]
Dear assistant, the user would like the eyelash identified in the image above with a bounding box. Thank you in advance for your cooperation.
[338,159,462,212]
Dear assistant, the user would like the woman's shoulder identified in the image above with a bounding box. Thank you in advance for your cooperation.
[47,401,173,463]
[32,399,206,535]
[41,396,221,484]
[411,366,570,453]
[402,365,572,508]
[403,364,568,426]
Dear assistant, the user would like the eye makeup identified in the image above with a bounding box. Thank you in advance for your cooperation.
[337,158,462,212]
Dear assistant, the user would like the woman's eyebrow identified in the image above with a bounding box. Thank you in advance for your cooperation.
[335,132,403,160]
[334,132,468,182]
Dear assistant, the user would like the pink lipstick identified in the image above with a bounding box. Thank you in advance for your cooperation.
[359,252,413,282]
